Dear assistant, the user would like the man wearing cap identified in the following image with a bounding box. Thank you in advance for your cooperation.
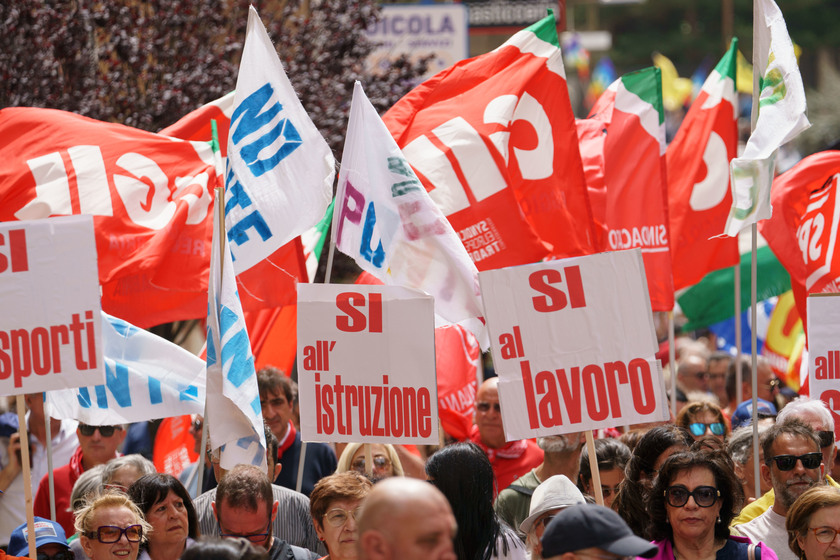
[7,517,73,560]
[729,399,777,431]
[540,503,657,560]
[519,475,585,560]
[731,397,839,525]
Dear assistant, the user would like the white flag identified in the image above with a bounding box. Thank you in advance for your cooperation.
[48,312,205,425]
[225,6,335,272]
[206,195,267,473]
[724,0,810,236]
[333,82,485,342]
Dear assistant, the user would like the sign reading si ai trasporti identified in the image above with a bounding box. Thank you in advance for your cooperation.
[807,294,840,440]
[0,215,104,396]
[297,284,439,444]
[479,250,668,440]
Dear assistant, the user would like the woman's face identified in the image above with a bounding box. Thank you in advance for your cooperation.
[640,444,686,488]
[664,467,722,544]
[315,498,363,560]
[81,505,142,560]
[797,505,840,560]
[350,445,394,479]
[145,490,189,550]
[584,468,625,510]
[687,411,725,442]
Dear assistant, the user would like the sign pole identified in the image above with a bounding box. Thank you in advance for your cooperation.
[43,393,56,521]
[585,430,603,505]
[16,395,36,560]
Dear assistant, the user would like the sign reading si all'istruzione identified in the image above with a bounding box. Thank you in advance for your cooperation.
[0,215,104,396]
[297,284,439,444]
[479,249,668,440]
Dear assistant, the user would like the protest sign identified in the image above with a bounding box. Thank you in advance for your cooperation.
[297,284,439,444]
[0,216,103,396]
[807,294,840,434]
[479,249,668,440]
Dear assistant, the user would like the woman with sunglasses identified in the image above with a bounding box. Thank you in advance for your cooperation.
[677,402,730,443]
[645,449,778,560]
[128,474,199,560]
[336,444,404,482]
[75,492,151,560]
[786,485,840,560]
[308,471,373,560]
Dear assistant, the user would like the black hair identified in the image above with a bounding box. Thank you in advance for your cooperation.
[128,473,199,542]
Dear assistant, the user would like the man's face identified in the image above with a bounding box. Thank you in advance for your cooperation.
[762,433,823,510]
[384,495,457,560]
[260,388,293,440]
[677,356,708,393]
[474,379,504,449]
[214,498,277,551]
[77,425,126,466]
[756,363,779,403]
[707,359,729,401]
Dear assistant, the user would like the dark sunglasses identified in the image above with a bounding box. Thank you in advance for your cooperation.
[78,424,120,437]
[38,551,74,560]
[819,430,835,448]
[688,422,725,437]
[476,401,501,413]
[664,485,719,508]
[767,452,822,471]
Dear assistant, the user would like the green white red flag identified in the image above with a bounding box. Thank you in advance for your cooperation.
[666,40,740,290]
[576,66,674,310]
[383,14,597,270]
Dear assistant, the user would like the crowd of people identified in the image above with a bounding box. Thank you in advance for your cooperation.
[1,347,839,560]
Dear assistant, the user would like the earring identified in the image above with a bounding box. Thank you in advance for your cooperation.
[716,515,721,524]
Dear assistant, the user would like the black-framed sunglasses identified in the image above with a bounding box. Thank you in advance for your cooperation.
[664,485,720,508]
[767,452,822,471]
[85,525,143,543]
[78,424,120,437]
[476,401,501,413]
[688,422,726,437]
[38,551,75,560]
[818,431,835,448]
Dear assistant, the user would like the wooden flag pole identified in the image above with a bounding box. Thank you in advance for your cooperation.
[16,395,37,560]
[585,430,603,506]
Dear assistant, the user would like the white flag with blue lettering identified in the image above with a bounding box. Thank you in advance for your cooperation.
[206,195,267,473]
[48,312,205,425]
[225,6,335,273]
[333,82,485,344]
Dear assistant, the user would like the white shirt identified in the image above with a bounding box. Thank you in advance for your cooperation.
[732,505,792,560]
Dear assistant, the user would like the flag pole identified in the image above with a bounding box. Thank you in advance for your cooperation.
[749,0,761,501]
[735,263,743,405]
[42,393,56,521]
[668,311,676,420]
[16,395,36,560]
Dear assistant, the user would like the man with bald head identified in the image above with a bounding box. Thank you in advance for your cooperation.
[358,477,457,560]
[469,377,543,491]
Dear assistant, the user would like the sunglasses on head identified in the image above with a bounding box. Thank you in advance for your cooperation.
[688,422,725,437]
[476,401,501,413]
[767,452,822,471]
[78,424,120,437]
[664,485,719,508]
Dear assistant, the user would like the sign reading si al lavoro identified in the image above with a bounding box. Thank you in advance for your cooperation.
[0,215,104,396]
[479,249,668,440]
[297,284,439,444]
[807,294,840,440]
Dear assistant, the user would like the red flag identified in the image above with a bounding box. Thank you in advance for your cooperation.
[383,15,596,270]
[577,67,674,310]
[758,150,840,334]
[159,91,235,157]
[666,41,740,290]
[435,325,480,440]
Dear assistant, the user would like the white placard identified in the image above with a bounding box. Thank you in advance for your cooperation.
[297,284,439,444]
[807,294,840,436]
[479,249,668,440]
[0,215,104,396]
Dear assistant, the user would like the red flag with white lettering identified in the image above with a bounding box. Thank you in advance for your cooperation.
[666,40,740,290]
[159,91,235,157]
[759,150,840,335]
[383,15,596,270]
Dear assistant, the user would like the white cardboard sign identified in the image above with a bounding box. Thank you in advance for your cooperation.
[479,249,668,440]
[807,294,840,435]
[297,284,439,444]
[0,215,104,396]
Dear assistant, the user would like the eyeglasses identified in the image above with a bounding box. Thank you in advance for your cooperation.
[808,527,840,544]
[79,424,120,437]
[688,422,726,437]
[664,485,720,508]
[538,515,556,530]
[688,371,709,380]
[38,551,74,560]
[324,506,362,527]
[819,431,835,448]
[476,401,501,413]
[766,378,781,391]
[85,525,143,543]
[352,455,391,472]
[767,452,822,471]
[219,517,271,543]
